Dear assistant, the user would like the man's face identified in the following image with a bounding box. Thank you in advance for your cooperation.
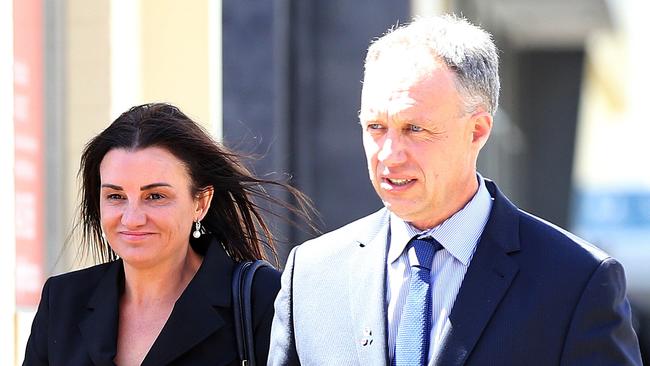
[360,58,489,229]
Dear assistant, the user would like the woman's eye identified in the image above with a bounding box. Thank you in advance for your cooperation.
[408,124,424,132]
[106,193,123,200]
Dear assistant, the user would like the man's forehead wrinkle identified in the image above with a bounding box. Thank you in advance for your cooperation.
[360,106,430,127]
[361,93,416,117]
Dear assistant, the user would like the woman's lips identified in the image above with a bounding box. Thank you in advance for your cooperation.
[118,231,154,241]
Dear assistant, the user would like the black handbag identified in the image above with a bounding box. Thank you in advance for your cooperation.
[231,260,272,366]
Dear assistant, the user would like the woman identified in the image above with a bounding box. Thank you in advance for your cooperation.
[23,103,313,365]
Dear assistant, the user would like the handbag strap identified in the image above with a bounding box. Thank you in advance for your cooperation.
[232,260,272,366]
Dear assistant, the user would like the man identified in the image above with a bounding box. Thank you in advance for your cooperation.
[268,15,642,365]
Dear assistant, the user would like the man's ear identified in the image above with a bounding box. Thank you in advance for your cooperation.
[471,111,493,150]
[194,186,214,221]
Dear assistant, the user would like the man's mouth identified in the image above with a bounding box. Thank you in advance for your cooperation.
[384,178,413,186]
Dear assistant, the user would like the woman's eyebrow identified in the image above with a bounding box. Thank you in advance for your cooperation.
[100,183,173,191]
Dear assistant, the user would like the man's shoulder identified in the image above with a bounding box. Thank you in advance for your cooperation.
[486,178,610,265]
[295,208,388,256]
[517,208,610,265]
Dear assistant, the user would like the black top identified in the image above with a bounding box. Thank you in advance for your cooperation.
[23,239,280,365]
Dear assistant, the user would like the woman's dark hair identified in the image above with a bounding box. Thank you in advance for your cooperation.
[78,102,316,264]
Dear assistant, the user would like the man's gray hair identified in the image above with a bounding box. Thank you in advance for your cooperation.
[365,14,500,115]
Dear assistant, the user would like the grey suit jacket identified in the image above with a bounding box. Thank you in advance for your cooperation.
[268,180,642,365]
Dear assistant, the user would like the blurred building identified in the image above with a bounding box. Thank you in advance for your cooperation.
[4,1,221,364]
[2,0,648,364]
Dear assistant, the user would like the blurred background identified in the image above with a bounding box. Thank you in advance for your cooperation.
[2,0,649,364]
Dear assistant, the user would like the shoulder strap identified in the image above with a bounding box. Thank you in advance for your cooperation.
[232,260,272,366]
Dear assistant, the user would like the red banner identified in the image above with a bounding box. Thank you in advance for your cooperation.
[14,0,45,308]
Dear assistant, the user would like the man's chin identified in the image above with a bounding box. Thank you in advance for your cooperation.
[382,201,414,220]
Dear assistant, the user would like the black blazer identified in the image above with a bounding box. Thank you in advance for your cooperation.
[23,240,280,366]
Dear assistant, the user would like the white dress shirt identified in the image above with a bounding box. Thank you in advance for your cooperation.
[386,174,493,364]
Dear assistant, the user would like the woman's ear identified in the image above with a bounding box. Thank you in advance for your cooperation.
[194,186,214,221]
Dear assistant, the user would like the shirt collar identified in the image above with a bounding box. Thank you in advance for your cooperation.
[387,173,493,266]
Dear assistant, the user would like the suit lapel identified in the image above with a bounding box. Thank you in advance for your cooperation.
[78,260,123,366]
[348,209,391,366]
[142,241,231,365]
[435,181,520,365]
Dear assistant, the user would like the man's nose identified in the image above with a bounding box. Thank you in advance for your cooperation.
[121,201,146,228]
[377,132,406,166]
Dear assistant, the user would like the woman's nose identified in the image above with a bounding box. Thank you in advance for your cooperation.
[120,202,146,228]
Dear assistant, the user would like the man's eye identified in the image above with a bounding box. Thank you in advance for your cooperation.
[408,124,423,132]
[367,123,384,130]
[148,193,164,200]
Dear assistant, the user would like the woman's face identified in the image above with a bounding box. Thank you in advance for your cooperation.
[99,146,209,269]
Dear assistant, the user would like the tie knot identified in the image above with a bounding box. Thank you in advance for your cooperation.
[408,237,441,271]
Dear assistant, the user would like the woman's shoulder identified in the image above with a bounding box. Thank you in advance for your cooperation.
[245,262,281,334]
[250,263,281,310]
[252,264,281,294]
[49,260,117,283]
[45,260,121,299]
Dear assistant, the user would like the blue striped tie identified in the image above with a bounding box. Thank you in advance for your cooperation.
[394,237,442,366]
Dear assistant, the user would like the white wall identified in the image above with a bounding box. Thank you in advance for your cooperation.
[0,1,16,364]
